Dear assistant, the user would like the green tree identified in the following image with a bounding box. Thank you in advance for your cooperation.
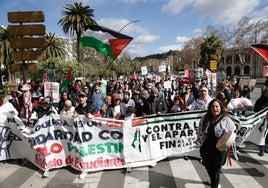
[200,35,224,70]
[44,32,67,60]
[29,58,83,82]
[58,2,97,63]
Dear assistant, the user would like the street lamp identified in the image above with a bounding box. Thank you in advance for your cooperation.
[119,20,140,32]
[254,17,268,78]
[110,20,140,77]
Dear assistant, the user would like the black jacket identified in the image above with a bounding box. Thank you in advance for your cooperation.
[143,96,168,115]
[254,95,268,112]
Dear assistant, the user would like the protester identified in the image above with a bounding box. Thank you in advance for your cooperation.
[227,88,254,116]
[122,90,135,108]
[198,99,236,188]
[132,90,145,117]
[143,87,168,116]
[254,88,268,156]
[58,91,71,113]
[100,95,112,117]
[105,93,127,120]
[21,83,33,124]
[74,91,99,179]
[74,91,98,118]
[82,84,92,104]
[91,83,104,111]
[180,85,195,111]
[31,97,57,178]
[0,90,18,115]
[60,100,75,118]
[188,86,213,111]
[124,105,136,121]
[216,90,228,109]
[32,97,57,120]
[221,80,232,103]
[9,90,22,116]
[170,96,183,113]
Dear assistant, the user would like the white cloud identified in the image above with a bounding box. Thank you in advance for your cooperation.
[159,44,182,53]
[161,0,194,14]
[136,34,159,43]
[193,28,203,34]
[193,0,261,25]
[176,36,190,43]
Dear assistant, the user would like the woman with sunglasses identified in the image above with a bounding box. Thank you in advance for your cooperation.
[181,85,195,111]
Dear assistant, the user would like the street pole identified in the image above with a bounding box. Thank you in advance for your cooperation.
[254,17,268,79]
[119,20,140,32]
[110,20,140,78]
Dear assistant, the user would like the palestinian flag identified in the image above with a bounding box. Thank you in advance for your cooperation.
[60,68,74,93]
[250,44,268,62]
[80,25,133,60]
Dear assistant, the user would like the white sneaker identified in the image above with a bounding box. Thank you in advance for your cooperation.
[42,170,49,178]
[218,184,221,188]
[79,171,88,179]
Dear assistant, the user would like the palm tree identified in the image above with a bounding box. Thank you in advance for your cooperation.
[0,26,14,85]
[58,2,97,63]
[44,32,67,60]
[200,35,224,70]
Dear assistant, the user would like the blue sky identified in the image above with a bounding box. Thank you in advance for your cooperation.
[1,0,268,58]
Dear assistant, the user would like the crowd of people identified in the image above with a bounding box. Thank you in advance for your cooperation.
[1,76,268,182]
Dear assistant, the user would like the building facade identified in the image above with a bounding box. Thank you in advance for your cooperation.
[222,47,267,78]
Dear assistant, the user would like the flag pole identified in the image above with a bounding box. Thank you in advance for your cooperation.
[101,20,139,78]
[100,58,115,78]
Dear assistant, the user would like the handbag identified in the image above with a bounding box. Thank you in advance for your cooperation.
[200,116,223,166]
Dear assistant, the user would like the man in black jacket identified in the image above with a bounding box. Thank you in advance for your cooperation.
[75,91,98,117]
[254,88,268,156]
[143,87,168,116]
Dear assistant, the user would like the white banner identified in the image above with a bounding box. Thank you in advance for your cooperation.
[44,82,60,102]
[141,66,148,75]
[0,108,267,171]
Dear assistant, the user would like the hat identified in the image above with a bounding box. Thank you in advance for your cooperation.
[112,93,120,100]
[216,131,236,151]
[21,84,31,91]
[78,91,87,97]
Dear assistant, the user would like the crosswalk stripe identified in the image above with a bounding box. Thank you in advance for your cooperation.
[169,157,205,188]
[124,166,150,188]
[0,161,21,182]
[19,167,58,188]
[222,157,263,188]
[0,161,38,188]
[74,170,103,188]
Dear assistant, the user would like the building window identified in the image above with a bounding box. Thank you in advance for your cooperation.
[235,65,241,76]
[226,55,232,64]
[235,55,240,63]
[243,65,250,75]
[245,54,250,63]
[227,66,232,77]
